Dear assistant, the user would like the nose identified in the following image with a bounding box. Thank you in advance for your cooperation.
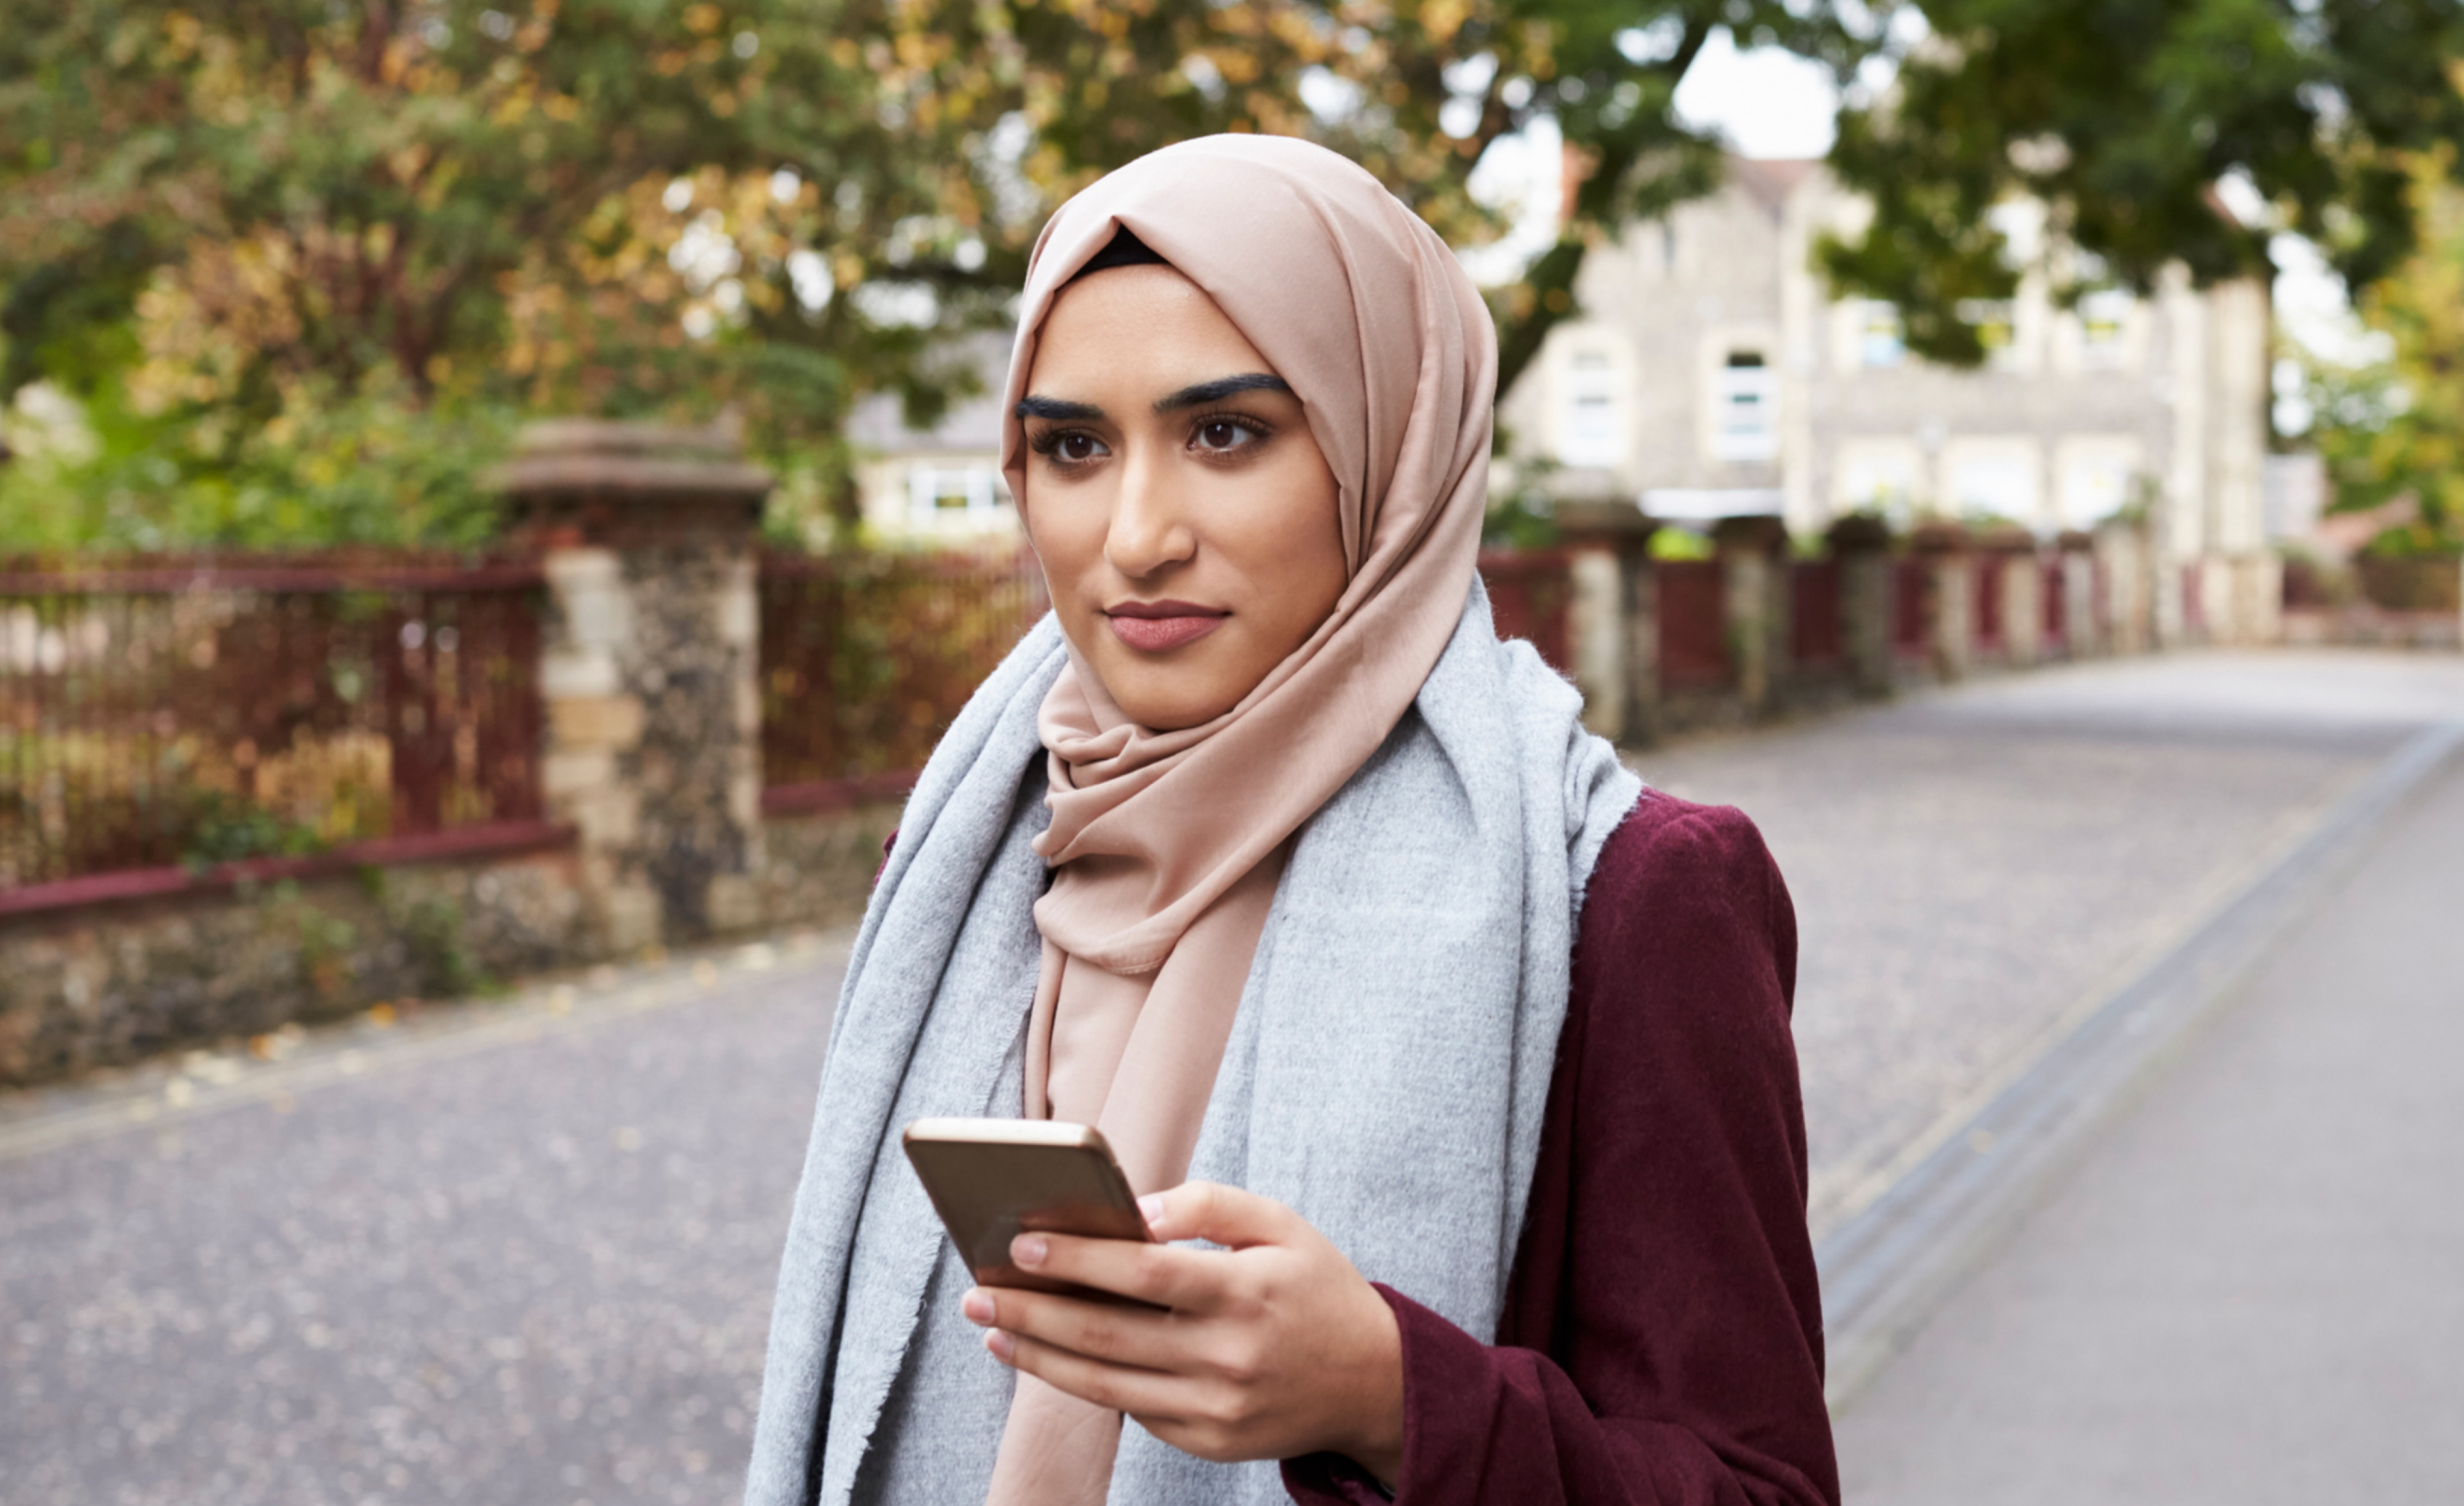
[1103,449,1196,580]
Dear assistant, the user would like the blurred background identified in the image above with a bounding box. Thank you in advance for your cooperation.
[4,3,2462,1503]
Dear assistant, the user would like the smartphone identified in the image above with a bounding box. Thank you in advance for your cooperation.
[901,1117,1157,1300]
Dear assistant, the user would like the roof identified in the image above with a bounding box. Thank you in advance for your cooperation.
[845,331,1013,458]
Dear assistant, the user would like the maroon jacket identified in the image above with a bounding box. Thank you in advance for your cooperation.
[880,790,1834,1504]
[1282,793,1837,1505]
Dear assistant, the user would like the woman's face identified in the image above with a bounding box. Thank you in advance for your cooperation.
[1018,264,1347,732]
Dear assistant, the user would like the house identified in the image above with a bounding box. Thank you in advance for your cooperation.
[1496,157,2277,641]
[843,335,1021,545]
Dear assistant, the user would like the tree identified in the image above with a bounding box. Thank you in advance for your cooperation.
[983,1,1873,397]
[2308,148,2464,551]
[2,1,1885,550]
[1817,0,2464,366]
[0,0,1023,547]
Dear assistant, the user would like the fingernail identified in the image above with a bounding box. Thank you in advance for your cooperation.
[962,1289,995,1326]
[1011,1234,1048,1268]
[986,1329,1016,1363]
[1138,1193,1165,1229]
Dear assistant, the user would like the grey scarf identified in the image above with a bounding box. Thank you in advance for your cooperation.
[746,583,1640,1505]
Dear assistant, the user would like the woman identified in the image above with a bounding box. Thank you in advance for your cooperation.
[747,134,1834,1506]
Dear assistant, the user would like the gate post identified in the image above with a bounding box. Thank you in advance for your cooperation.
[495,420,772,952]
[1713,514,1791,718]
[1910,520,1973,682]
[1826,513,1895,697]
[1558,501,1663,745]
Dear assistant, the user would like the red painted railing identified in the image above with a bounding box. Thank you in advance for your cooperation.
[1479,548,1574,677]
[758,549,1050,812]
[2,554,547,897]
[1972,556,2006,652]
[1891,559,1929,659]
[1658,561,1730,689]
[1791,561,1844,669]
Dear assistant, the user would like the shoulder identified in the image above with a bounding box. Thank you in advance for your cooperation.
[1583,793,1788,944]
[1570,789,1799,1038]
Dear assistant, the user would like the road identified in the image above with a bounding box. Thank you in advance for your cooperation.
[1830,698,2464,1503]
[5,649,2460,1504]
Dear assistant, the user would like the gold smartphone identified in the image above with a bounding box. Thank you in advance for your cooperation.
[901,1117,1157,1300]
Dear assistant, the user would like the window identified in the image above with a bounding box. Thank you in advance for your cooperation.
[2077,290,2133,370]
[1837,447,1920,517]
[906,463,1007,528]
[1945,445,2041,524]
[2059,446,2137,525]
[1858,302,1905,368]
[1559,350,1623,468]
[1711,352,1779,463]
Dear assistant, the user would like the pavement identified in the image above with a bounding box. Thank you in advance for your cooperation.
[4,649,2462,1504]
[1830,699,2464,1503]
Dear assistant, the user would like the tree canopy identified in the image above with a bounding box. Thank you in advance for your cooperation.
[1818,0,2464,366]
[3,0,2459,549]
[2306,148,2464,551]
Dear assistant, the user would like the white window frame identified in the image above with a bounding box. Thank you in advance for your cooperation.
[906,462,1007,529]
[1557,349,1624,468]
[1710,354,1779,464]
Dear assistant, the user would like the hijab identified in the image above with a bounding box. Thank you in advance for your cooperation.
[991,133,1498,1504]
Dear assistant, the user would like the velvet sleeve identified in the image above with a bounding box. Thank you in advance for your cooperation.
[1283,795,1836,1505]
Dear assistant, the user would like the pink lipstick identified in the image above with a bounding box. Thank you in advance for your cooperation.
[1105,599,1228,652]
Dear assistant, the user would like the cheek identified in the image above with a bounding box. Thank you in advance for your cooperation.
[1213,461,1346,629]
[1023,484,1111,591]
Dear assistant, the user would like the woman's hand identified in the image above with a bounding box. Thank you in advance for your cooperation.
[961,1181,1405,1486]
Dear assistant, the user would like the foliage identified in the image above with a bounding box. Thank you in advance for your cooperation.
[0,0,1019,546]
[973,2,1876,397]
[2306,150,2464,554]
[1818,2,2464,366]
[1,1,1899,552]
[1483,458,1562,547]
[0,372,516,551]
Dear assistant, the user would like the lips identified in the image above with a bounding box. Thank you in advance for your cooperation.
[1104,600,1229,652]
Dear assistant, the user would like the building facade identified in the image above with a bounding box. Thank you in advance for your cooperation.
[1497,158,2276,639]
[842,334,1023,546]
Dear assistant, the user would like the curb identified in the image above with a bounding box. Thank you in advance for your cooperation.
[1815,716,2464,1410]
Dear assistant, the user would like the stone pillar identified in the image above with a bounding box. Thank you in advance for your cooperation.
[2096,519,2151,655]
[2057,530,2099,657]
[1714,514,1791,719]
[1909,521,1972,682]
[2238,553,2285,646]
[1557,501,1663,744]
[1976,525,2041,668]
[1825,513,1895,697]
[495,419,772,952]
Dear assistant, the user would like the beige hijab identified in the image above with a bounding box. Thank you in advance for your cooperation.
[990,134,1497,1504]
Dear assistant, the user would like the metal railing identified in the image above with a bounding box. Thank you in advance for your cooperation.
[1,555,546,898]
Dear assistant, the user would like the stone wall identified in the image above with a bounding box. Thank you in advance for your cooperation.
[0,803,898,1087]
[0,421,899,1090]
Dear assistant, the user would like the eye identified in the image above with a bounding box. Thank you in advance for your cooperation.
[1192,418,1262,454]
[1031,429,1110,464]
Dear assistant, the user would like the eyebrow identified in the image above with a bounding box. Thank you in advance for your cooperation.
[1015,395,1104,421]
[1012,373,1294,424]
[1154,373,1292,411]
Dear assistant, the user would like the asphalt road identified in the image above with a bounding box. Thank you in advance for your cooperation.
[6,649,2461,1505]
[1831,702,2464,1503]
